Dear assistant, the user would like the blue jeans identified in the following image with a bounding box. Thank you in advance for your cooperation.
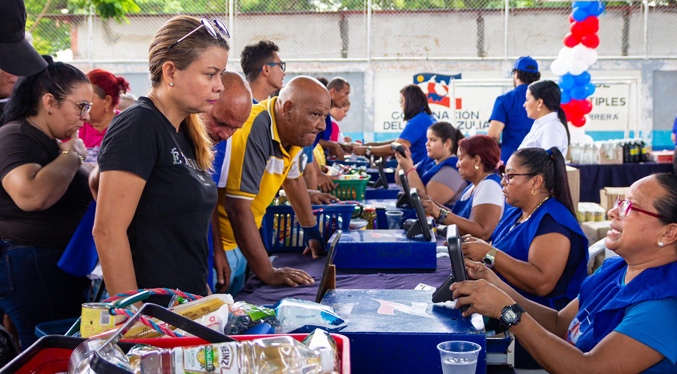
[0,241,89,349]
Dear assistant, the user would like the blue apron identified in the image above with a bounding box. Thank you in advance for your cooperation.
[566,257,677,372]
[451,173,502,219]
[418,156,458,185]
[491,198,589,309]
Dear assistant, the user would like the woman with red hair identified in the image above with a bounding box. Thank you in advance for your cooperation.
[423,134,505,240]
[81,69,129,165]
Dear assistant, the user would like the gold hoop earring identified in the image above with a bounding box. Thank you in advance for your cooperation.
[531,188,536,196]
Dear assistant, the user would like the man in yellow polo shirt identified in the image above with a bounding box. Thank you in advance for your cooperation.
[216,76,330,292]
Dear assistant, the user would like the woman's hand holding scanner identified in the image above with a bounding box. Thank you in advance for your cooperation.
[451,279,515,318]
[422,197,440,219]
[461,235,494,262]
[393,142,414,172]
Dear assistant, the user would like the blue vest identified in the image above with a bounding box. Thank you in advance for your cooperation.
[418,156,458,186]
[492,198,589,309]
[451,174,502,220]
[566,257,677,372]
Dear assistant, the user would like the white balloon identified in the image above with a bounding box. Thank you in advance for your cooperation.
[550,59,569,76]
[572,44,588,61]
[569,61,588,75]
[584,48,598,66]
[569,125,588,142]
[558,47,575,61]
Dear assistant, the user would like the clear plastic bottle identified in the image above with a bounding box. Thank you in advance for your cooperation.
[138,336,334,374]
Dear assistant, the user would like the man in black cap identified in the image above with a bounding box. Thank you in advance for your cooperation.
[0,0,48,77]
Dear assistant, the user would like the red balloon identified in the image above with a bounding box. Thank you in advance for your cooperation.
[581,16,599,34]
[571,21,586,38]
[582,34,600,49]
[580,99,593,115]
[571,116,587,127]
[569,13,575,23]
[563,33,579,48]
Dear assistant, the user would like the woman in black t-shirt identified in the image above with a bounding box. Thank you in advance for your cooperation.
[0,57,93,349]
[94,16,230,298]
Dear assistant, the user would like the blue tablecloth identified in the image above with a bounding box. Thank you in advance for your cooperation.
[571,162,673,203]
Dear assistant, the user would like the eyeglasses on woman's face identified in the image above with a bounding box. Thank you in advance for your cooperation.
[63,98,93,117]
[500,172,535,183]
[613,196,668,221]
[167,18,230,51]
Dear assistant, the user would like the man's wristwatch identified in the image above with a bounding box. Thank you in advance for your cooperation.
[437,209,448,225]
[499,303,525,329]
[365,146,372,158]
[482,247,498,268]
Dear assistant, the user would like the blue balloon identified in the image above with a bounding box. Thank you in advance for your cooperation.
[572,6,590,22]
[573,1,595,10]
[559,74,575,90]
[591,2,605,17]
[561,89,572,104]
[571,85,588,101]
[573,71,591,85]
[585,83,596,97]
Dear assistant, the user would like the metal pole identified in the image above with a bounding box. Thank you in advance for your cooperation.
[643,0,648,59]
[450,80,457,129]
[504,0,509,59]
[367,0,372,62]
[229,0,234,56]
[88,4,94,67]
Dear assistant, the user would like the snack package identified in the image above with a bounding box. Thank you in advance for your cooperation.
[302,329,340,374]
[223,301,280,335]
[274,298,346,334]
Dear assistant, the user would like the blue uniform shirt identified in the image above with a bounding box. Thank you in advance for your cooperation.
[672,114,677,146]
[489,84,534,162]
[399,112,436,165]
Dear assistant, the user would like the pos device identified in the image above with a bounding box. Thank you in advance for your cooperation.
[396,169,413,208]
[370,158,389,189]
[390,142,407,157]
[405,188,433,241]
[432,224,469,303]
[315,231,342,303]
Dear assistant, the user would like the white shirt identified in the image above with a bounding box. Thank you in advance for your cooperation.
[458,176,505,220]
[518,111,568,157]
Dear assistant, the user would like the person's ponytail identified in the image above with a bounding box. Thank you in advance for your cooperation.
[548,147,575,216]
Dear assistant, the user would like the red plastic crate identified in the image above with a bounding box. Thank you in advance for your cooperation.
[5,334,350,374]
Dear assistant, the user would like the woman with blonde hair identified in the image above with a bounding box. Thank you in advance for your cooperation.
[93,16,230,297]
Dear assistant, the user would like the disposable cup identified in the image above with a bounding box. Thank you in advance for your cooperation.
[437,340,481,374]
[385,210,403,229]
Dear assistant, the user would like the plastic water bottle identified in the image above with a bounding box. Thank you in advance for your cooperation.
[139,336,334,374]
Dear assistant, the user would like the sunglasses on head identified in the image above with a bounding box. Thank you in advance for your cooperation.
[168,18,230,51]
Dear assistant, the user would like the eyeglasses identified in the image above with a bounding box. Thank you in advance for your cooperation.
[167,18,230,51]
[63,98,93,117]
[500,173,536,183]
[259,62,286,72]
[613,197,668,221]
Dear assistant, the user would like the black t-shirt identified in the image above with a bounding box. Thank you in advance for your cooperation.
[0,121,92,248]
[98,97,217,295]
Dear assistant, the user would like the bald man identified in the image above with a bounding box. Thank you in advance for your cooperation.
[204,71,253,294]
[215,76,330,292]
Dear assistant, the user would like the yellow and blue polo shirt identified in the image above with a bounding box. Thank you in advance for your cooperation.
[215,97,304,251]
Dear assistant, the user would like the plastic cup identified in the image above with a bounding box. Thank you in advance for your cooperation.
[385,210,404,229]
[437,341,481,374]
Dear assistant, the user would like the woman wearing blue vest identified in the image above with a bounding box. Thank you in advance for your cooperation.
[395,121,466,207]
[463,147,588,310]
[452,173,677,373]
[423,134,505,241]
[352,84,436,165]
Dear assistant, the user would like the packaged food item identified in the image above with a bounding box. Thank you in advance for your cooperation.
[223,301,280,335]
[274,298,346,334]
[132,336,334,374]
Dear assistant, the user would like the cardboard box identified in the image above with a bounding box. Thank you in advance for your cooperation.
[600,187,629,211]
[581,220,612,245]
[566,166,580,209]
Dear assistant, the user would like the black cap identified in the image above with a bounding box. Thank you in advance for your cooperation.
[0,0,48,76]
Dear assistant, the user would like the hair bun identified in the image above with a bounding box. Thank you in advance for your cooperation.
[116,76,130,93]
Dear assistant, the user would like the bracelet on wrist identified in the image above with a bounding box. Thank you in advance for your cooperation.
[62,150,84,165]
[405,167,417,176]
[437,208,449,225]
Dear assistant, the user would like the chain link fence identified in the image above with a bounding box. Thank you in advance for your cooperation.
[25,0,677,64]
